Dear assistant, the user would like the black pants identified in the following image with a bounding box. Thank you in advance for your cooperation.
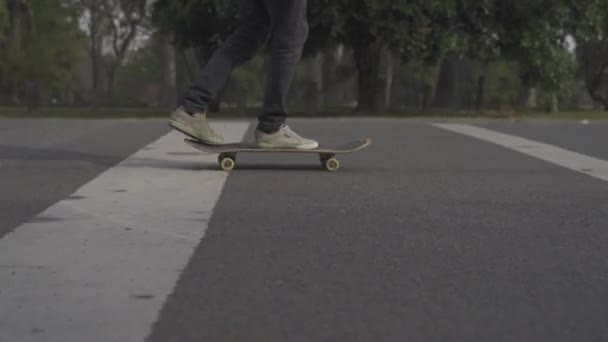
[181,0,309,133]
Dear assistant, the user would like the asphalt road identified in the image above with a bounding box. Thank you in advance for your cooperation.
[1,117,607,342]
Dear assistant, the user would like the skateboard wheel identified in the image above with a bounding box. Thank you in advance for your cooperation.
[219,157,235,171]
[324,158,340,172]
[218,153,236,163]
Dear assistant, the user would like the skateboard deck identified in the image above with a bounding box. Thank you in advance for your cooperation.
[185,138,371,171]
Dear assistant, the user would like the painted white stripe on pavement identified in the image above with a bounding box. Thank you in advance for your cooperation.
[433,123,608,183]
[0,122,250,342]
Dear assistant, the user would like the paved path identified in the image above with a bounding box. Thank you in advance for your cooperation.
[1,118,607,342]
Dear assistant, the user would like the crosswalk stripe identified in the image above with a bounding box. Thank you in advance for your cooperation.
[0,122,250,342]
[433,123,608,183]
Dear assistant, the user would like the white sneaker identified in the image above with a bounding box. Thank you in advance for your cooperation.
[255,125,319,149]
[168,107,224,144]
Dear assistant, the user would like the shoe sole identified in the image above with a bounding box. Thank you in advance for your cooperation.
[256,141,319,150]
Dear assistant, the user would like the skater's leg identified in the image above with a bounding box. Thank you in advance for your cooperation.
[256,0,309,133]
[171,0,270,144]
[253,0,317,149]
[181,0,271,115]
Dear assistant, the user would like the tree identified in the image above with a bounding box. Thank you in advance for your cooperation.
[308,0,454,112]
[0,0,8,35]
[68,0,151,105]
[575,1,608,110]
[153,0,238,62]
[578,37,608,110]
[436,0,573,112]
[500,2,573,112]
[0,0,81,106]
[0,0,10,99]
[158,33,177,108]
[70,0,106,105]
[104,0,151,101]
[436,0,582,112]
[447,0,501,110]
[2,0,32,103]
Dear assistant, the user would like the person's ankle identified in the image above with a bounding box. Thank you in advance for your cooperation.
[256,126,277,134]
[179,105,207,117]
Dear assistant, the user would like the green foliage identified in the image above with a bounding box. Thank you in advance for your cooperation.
[1,0,602,111]
[578,38,608,108]
[21,1,82,90]
[112,41,164,106]
[0,0,83,104]
[370,0,456,63]
[391,60,439,109]
[449,1,576,94]
[565,0,607,40]
[0,0,8,34]
[153,0,239,61]
[574,1,608,109]
[484,61,519,109]
[0,0,8,85]
[306,0,456,111]
[308,0,449,61]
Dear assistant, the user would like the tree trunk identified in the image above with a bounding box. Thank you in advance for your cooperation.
[322,44,344,107]
[90,48,100,107]
[421,84,432,110]
[433,52,462,109]
[474,74,485,110]
[584,65,608,111]
[161,36,177,109]
[7,0,25,104]
[24,79,38,111]
[384,50,394,111]
[106,65,117,104]
[549,93,559,113]
[517,87,536,109]
[307,52,324,112]
[353,41,382,112]
[517,70,538,109]
[89,12,101,108]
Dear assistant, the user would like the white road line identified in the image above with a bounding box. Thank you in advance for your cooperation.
[0,122,250,342]
[433,123,608,183]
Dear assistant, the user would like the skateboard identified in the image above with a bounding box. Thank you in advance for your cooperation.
[184,138,371,171]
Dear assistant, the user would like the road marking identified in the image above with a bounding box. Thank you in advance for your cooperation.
[0,122,250,342]
[433,123,608,183]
